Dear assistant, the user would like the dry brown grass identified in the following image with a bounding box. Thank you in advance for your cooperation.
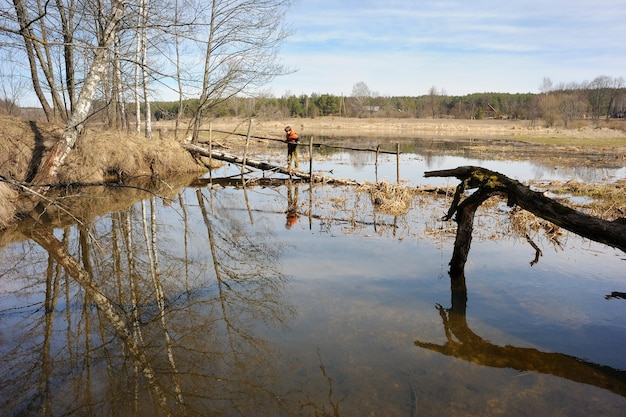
[507,207,564,246]
[0,116,63,227]
[198,116,626,143]
[603,119,626,133]
[0,115,206,230]
[0,115,62,181]
[61,128,204,183]
[357,181,416,216]
[532,179,626,220]
[0,116,204,183]
[0,184,18,229]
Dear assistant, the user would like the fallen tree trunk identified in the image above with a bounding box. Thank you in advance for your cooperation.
[183,143,359,186]
[424,166,626,271]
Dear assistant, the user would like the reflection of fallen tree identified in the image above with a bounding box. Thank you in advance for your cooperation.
[424,166,626,274]
[415,270,626,398]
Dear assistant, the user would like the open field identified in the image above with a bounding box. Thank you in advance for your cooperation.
[202,116,626,144]
[150,116,626,171]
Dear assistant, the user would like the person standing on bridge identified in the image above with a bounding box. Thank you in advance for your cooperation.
[284,126,299,169]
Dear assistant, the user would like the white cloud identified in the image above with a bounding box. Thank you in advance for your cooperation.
[268,0,626,96]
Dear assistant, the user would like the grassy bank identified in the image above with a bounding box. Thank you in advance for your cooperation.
[0,115,206,229]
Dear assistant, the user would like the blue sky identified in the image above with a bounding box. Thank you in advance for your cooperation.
[266,0,626,97]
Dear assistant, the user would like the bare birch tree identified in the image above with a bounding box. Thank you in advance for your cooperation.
[1,0,295,207]
[133,0,152,138]
[10,1,128,215]
[140,0,152,139]
[173,0,185,139]
[188,0,293,142]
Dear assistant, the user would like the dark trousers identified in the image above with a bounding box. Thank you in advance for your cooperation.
[287,143,298,168]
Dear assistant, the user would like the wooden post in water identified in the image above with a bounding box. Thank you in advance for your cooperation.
[208,122,213,170]
[242,119,254,224]
[309,136,314,183]
[309,135,314,229]
[242,118,253,176]
[309,187,313,230]
[375,144,380,182]
[396,143,400,184]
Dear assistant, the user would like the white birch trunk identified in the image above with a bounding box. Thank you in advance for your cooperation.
[134,0,143,136]
[141,0,152,139]
[30,0,127,190]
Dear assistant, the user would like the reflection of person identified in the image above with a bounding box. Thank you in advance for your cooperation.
[285,183,299,229]
[284,126,299,169]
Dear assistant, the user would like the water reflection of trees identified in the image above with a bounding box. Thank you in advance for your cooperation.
[2,177,624,415]
[0,187,295,416]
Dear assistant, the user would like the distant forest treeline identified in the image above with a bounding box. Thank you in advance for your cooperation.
[144,76,625,127]
[9,76,625,129]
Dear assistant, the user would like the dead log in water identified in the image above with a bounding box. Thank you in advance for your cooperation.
[183,143,359,186]
[424,166,626,272]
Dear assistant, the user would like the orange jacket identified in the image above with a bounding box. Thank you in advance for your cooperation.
[286,129,299,143]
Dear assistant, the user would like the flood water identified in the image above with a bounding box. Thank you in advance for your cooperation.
[1,137,625,416]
